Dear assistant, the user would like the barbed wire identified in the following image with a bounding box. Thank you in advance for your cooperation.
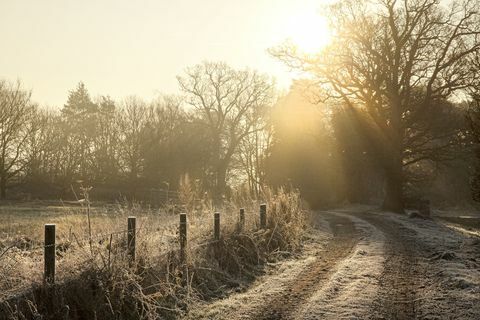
[0,226,171,255]
[0,202,273,305]
[0,221,228,258]
[0,206,257,264]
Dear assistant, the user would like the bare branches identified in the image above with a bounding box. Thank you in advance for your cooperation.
[0,79,36,198]
[270,0,479,209]
[177,62,275,197]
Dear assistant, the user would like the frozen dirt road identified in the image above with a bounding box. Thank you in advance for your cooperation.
[185,209,480,320]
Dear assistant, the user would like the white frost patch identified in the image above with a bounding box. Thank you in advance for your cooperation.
[293,213,385,320]
[442,222,480,238]
[434,208,480,219]
[380,211,480,319]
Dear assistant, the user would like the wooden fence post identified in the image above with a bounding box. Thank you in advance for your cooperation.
[214,212,220,240]
[260,204,267,229]
[44,224,56,284]
[127,216,136,264]
[179,213,188,288]
[179,213,187,264]
[239,208,245,231]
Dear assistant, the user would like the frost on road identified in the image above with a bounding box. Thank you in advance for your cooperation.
[185,209,480,320]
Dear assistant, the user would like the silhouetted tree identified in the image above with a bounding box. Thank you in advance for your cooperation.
[178,62,275,200]
[23,109,57,195]
[141,96,210,191]
[117,96,149,194]
[61,82,99,182]
[236,124,272,197]
[467,95,480,201]
[92,96,119,183]
[0,80,36,199]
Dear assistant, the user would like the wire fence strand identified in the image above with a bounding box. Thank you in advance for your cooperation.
[0,205,264,302]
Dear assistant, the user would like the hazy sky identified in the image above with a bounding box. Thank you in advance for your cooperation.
[0,0,330,107]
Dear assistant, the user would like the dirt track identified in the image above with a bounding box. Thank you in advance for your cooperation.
[186,209,480,320]
[254,213,359,319]
[353,212,425,319]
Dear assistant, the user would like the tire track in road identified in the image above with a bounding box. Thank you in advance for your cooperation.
[252,212,359,320]
[353,212,425,320]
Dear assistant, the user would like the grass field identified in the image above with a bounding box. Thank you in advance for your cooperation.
[0,200,176,243]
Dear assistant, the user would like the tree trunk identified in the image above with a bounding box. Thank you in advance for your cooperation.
[382,156,404,213]
[0,175,6,200]
[382,124,405,213]
[382,93,405,213]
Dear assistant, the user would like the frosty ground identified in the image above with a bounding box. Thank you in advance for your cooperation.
[185,207,480,320]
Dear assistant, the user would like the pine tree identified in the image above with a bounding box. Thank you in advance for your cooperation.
[62,82,98,118]
[61,82,99,182]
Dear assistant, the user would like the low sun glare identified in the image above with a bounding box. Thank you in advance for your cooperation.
[281,11,332,54]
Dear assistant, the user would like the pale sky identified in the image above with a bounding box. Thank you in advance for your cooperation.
[0,0,331,107]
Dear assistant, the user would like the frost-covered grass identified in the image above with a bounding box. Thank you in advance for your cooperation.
[6,201,476,319]
[382,211,480,319]
[0,189,308,320]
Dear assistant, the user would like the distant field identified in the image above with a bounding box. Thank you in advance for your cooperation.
[0,200,178,247]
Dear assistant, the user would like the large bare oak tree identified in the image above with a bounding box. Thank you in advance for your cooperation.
[272,0,480,212]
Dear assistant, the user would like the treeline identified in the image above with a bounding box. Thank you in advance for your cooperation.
[23,91,211,201]
[0,60,477,208]
[0,63,273,201]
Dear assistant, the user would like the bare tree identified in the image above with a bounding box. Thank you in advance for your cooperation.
[117,96,149,193]
[0,80,36,199]
[24,109,54,178]
[177,62,275,199]
[237,123,273,197]
[142,96,189,187]
[271,0,480,212]
[92,96,120,182]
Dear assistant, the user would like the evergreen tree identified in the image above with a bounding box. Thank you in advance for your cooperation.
[62,82,98,118]
[61,82,99,182]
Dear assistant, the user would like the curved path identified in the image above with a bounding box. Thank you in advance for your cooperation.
[185,209,480,320]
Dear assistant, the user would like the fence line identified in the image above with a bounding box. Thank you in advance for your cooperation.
[0,210,243,256]
[0,204,267,285]
[0,225,180,255]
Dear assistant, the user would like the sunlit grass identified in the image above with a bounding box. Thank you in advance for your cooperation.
[0,188,308,319]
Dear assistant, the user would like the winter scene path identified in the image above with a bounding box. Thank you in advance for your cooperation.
[185,208,480,320]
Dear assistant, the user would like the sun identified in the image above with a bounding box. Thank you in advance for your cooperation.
[282,11,331,54]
